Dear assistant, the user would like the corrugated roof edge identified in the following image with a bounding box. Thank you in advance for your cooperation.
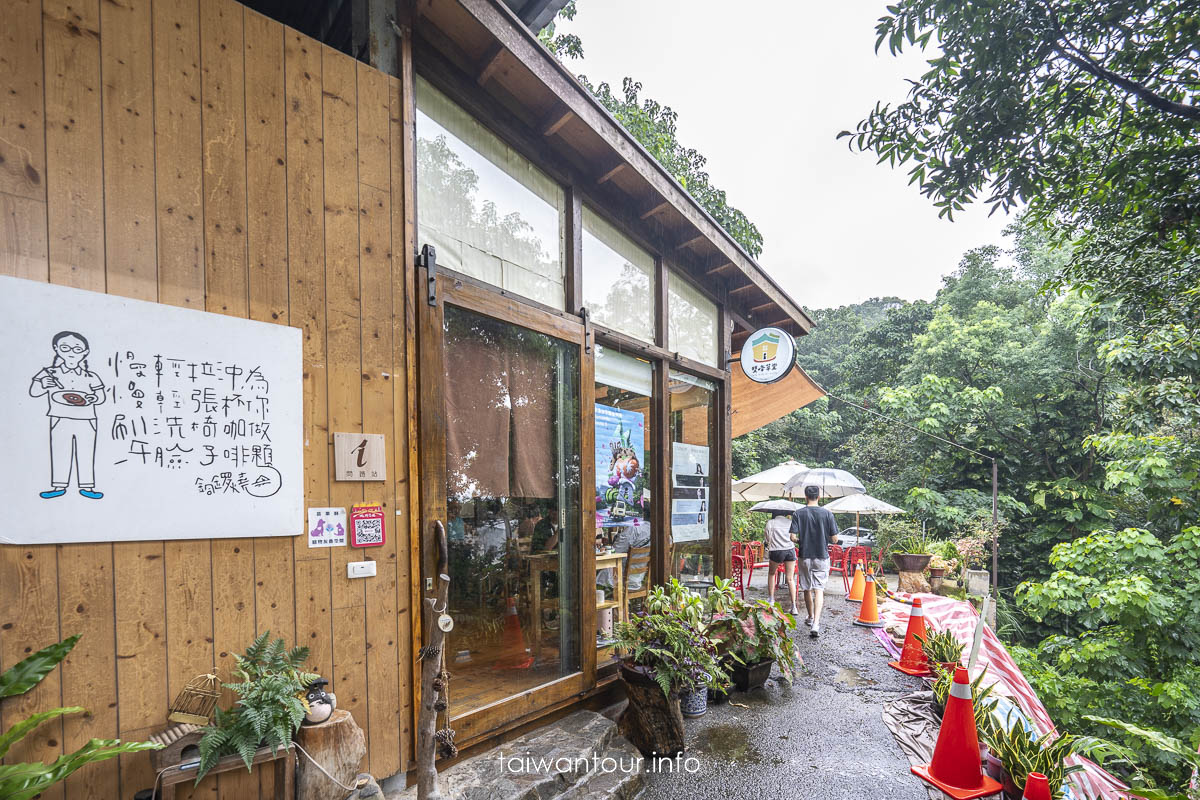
[467,0,814,334]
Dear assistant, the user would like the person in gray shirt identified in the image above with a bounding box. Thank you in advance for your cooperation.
[790,485,841,638]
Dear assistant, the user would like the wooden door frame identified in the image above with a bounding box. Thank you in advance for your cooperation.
[414,265,594,749]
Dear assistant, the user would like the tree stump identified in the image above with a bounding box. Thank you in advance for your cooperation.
[617,663,685,757]
[295,709,366,800]
[898,570,931,594]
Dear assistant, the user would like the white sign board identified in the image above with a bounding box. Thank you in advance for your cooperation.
[307,507,347,548]
[0,276,303,544]
[739,327,796,384]
[671,442,710,543]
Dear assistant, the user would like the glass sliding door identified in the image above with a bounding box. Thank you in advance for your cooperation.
[593,345,654,658]
[442,303,581,714]
[669,370,716,583]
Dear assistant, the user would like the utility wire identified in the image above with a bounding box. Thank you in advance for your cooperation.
[824,391,996,463]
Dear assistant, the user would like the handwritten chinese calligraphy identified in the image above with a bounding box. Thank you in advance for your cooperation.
[1,276,302,544]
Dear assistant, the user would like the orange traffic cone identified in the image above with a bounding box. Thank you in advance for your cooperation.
[492,596,533,670]
[846,560,867,603]
[1021,772,1052,800]
[889,597,932,676]
[852,569,884,628]
[911,666,1003,800]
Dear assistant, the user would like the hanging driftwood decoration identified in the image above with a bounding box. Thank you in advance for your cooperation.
[417,520,452,800]
[167,673,221,725]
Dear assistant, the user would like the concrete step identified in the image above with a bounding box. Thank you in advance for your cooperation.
[387,710,644,800]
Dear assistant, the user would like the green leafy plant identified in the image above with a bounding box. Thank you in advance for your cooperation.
[707,597,801,682]
[892,529,935,555]
[613,580,730,698]
[916,628,965,666]
[196,632,318,780]
[0,635,160,800]
[983,722,1086,800]
[1082,717,1200,800]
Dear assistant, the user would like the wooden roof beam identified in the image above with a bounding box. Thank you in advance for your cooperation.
[539,106,574,137]
[750,300,777,314]
[639,199,671,221]
[728,283,757,296]
[476,42,505,86]
[705,261,736,277]
[596,161,627,185]
[675,232,706,251]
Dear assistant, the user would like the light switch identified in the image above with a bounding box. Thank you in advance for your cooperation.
[347,561,377,579]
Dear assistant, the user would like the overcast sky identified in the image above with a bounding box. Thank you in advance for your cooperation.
[558,1,1013,311]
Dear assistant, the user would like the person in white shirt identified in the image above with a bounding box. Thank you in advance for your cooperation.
[764,510,799,615]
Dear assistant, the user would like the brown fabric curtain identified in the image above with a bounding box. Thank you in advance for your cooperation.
[445,315,554,499]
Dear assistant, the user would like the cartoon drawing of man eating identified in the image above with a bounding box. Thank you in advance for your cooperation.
[28,331,106,499]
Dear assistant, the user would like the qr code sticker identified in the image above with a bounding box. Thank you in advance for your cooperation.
[355,518,384,545]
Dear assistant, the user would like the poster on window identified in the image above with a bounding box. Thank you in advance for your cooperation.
[0,276,303,544]
[671,442,710,542]
[595,403,647,530]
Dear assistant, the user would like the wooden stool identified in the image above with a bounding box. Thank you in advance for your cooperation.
[157,742,294,800]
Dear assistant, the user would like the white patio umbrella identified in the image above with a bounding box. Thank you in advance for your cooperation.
[731,459,808,502]
[781,467,865,499]
[748,499,802,514]
[824,493,905,546]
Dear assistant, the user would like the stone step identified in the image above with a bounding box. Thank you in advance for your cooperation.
[387,710,644,800]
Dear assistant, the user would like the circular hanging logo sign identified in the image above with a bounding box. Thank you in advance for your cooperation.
[739,327,796,384]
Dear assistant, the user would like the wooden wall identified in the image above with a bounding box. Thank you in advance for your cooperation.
[0,0,416,796]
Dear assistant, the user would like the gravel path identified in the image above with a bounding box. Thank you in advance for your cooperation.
[636,574,931,800]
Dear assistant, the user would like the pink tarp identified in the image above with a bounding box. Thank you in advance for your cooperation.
[878,593,1128,800]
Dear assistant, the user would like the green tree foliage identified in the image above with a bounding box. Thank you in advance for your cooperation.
[840,0,1200,243]
[842,3,1200,790]
[538,4,763,256]
[1014,527,1200,786]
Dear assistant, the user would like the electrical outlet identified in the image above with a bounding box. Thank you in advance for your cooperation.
[425,576,433,591]
[347,561,377,579]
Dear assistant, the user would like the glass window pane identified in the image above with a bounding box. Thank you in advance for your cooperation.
[669,370,715,584]
[593,346,654,660]
[582,207,655,342]
[668,271,719,367]
[416,78,566,309]
[443,306,581,712]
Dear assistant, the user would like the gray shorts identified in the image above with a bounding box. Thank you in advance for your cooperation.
[798,558,830,591]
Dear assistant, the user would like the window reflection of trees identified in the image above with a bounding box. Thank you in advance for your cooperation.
[588,262,652,340]
[416,132,559,281]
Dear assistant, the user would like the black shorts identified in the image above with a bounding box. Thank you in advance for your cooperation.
[768,548,796,563]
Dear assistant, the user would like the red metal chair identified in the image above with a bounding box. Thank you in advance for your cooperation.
[828,543,847,590]
[744,541,771,587]
[731,553,747,599]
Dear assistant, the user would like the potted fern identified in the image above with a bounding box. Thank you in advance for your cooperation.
[613,580,729,755]
[196,632,318,781]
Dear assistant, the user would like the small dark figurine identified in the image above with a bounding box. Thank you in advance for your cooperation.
[302,678,337,725]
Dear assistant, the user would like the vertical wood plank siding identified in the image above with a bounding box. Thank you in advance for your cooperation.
[0,2,415,795]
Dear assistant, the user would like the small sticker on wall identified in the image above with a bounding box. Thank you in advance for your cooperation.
[350,502,386,548]
[307,507,347,547]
